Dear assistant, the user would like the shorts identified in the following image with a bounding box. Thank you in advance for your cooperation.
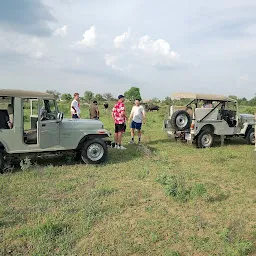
[115,123,125,133]
[72,114,79,119]
[130,121,142,130]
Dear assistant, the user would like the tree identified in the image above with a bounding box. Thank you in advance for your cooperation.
[84,91,94,103]
[94,93,105,102]
[228,95,238,100]
[46,90,61,100]
[61,93,72,101]
[248,96,256,106]
[102,93,114,101]
[164,96,172,105]
[124,87,141,101]
[151,97,160,103]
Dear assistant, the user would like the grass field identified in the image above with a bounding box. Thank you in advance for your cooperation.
[0,103,256,255]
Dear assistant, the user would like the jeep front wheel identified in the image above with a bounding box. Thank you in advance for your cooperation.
[81,138,108,164]
[197,130,214,148]
[0,152,4,173]
[245,128,255,145]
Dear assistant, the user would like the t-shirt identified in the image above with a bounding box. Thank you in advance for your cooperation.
[71,99,80,116]
[130,105,145,123]
[112,102,125,124]
[90,104,99,118]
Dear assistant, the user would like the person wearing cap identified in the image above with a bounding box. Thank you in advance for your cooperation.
[71,93,81,118]
[112,95,126,149]
[128,99,146,144]
[89,100,99,120]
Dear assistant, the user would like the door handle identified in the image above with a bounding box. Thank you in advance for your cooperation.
[42,124,46,127]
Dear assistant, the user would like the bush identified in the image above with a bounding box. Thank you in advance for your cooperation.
[156,174,207,202]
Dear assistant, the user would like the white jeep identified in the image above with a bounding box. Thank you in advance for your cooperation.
[164,92,255,148]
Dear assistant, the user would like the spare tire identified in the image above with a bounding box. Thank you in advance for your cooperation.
[170,110,191,131]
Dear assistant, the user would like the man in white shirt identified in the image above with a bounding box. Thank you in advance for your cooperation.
[71,93,81,118]
[128,99,146,144]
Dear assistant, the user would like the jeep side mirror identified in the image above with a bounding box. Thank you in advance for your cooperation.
[57,112,64,121]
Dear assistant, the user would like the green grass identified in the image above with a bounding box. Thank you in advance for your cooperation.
[0,104,256,255]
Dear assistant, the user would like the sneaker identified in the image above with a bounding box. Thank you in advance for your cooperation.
[129,140,134,144]
[114,144,119,149]
[118,145,126,150]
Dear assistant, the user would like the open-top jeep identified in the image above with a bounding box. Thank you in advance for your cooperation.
[164,92,255,148]
[0,89,111,172]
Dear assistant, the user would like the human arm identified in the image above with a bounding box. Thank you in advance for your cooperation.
[128,107,134,123]
[112,108,115,122]
[96,106,100,117]
[142,108,146,124]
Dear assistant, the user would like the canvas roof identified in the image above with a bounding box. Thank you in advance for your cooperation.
[171,92,236,102]
[0,89,54,100]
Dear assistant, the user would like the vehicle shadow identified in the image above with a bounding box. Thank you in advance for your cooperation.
[3,146,144,173]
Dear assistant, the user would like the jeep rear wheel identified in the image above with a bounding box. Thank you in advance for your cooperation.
[245,128,255,145]
[81,138,108,164]
[170,110,191,131]
[197,130,214,148]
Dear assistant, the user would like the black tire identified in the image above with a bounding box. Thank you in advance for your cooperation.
[81,138,108,164]
[245,128,255,145]
[170,110,191,131]
[197,130,214,148]
[0,152,4,174]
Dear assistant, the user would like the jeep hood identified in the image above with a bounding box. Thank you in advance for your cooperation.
[61,118,105,130]
[240,114,255,123]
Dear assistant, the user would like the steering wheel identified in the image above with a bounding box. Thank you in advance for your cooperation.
[40,110,56,121]
[40,110,47,121]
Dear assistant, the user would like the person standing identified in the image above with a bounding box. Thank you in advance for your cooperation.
[128,99,146,144]
[112,95,126,149]
[71,93,81,118]
[90,100,99,120]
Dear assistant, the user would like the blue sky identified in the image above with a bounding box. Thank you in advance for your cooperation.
[0,0,256,99]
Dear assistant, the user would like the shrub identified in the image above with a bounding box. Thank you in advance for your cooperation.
[156,175,207,202]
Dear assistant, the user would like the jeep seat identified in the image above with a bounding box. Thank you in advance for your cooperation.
[0,110,9,129]
[24,129,37,144]
[195,108,218,121]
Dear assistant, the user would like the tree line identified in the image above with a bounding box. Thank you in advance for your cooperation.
[46,89,256,106]
[46,87,142,103]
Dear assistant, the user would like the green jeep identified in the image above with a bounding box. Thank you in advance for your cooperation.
[0,89,111,172]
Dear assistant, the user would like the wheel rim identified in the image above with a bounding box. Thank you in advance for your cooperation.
[86,143,104,161]
[250,132,255,144]
[176,114,188,129]
[201,134,213,147]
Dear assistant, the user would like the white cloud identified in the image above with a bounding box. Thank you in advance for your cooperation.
[0,30,45,59]
[239,75,249,82]
[106,32,181,71]
[104,54,122,71]
[114,29,130,48]
[54,25,68,37]
[134,35,179,60]
[245,24,256,35]
[75,57,81,64]
[35,51,44,59]
[76,26,96,47]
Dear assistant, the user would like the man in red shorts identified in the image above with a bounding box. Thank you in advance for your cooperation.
[112,95,126,150]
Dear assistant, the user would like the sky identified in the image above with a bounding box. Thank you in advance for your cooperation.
[0,0,256,100]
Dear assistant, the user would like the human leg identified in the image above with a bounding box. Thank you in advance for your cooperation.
[130,121,136,143]
[136,123,142,143]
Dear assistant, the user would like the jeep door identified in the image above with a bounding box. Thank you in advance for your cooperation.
[38,99,60,148]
